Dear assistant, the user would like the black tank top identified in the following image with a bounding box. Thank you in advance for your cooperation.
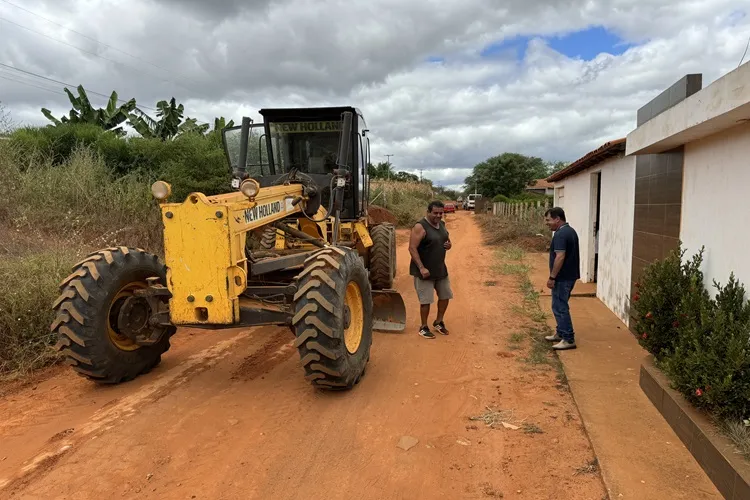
[409,218,449,280]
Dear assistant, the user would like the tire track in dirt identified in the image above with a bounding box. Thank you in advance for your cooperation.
[0,330,249,493]
[230,327,296,381]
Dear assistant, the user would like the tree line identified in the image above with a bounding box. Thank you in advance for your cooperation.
[463,153,568,199]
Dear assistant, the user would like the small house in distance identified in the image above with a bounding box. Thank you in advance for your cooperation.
[525,179,555,196]
[546,138,635,326]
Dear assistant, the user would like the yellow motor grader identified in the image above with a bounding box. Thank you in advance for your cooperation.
[50,107,405,390]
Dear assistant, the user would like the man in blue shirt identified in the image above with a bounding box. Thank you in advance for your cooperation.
[543,207,579,350]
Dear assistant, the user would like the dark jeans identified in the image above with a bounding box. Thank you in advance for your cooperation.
[551,280,576,342]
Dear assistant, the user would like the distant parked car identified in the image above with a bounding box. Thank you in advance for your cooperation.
[444,202,456,213]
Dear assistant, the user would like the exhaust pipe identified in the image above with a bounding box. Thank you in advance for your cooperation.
[237,116,251,176]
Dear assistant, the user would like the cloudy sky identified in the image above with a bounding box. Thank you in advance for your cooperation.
[1,0,748,190]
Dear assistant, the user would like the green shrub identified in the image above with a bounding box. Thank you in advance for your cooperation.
[152,134,231,201]
[662,274,750,420]
[634,245,750,426]
[631,246,705,359]
[8,124,232,202]
[9,123,114,167]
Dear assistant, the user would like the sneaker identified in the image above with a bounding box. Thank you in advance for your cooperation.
[433,320,449,335]
[545,333,562,342]
[552,339,576,350]
[418,326,436,339]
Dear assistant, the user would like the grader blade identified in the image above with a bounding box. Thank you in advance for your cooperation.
[371,290,407,332]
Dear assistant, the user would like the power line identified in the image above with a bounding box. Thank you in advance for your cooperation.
[0,0,202,89]
[0,63,210,126]
[0,73,64,96]
[0,62,158,111]
[0,15,196,94]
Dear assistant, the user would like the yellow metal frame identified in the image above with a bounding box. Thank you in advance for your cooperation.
[155,182,377,327]
[158,185,306,325]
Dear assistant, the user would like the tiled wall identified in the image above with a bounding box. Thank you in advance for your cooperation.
[629,74,702,326]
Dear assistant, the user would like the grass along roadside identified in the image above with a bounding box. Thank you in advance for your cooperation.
[493,244,569,391]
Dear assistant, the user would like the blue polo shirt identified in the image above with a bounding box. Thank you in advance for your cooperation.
[549,223,580,281]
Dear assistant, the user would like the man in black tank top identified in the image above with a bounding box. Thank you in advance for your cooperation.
[409,200,453,339]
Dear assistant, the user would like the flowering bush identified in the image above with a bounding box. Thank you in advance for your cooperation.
[632,246,705,359]
[662,274,750,420]
[634,245,750,421]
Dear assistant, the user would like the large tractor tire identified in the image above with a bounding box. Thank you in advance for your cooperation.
[245,228,279,260]
[292,246,373,390]
[51,247,175,384]
[368,223,396,290]
[259,226,278,250]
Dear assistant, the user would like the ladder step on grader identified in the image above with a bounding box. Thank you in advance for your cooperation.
[50,106,406,390]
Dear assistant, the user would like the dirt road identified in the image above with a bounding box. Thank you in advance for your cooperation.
[0,211,606,499]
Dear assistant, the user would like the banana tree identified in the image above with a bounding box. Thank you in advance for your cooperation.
[128,98,185,141]
[213,116,235,131]
[178,117,210,136]
[41,85,136,136]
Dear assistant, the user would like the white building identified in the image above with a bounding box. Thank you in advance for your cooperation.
[549,61,750,329]
[547,138,636,326]
[627,61,750,297]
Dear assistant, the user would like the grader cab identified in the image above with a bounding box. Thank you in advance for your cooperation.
[50,106,405,391]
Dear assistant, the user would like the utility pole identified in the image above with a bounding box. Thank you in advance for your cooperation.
[384,154,393,181]
[419,169,423,182]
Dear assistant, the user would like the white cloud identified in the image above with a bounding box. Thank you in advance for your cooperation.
[1,0,748,191]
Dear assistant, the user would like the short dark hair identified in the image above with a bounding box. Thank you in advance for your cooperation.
[544,206,566,221]
[427,200,444,212]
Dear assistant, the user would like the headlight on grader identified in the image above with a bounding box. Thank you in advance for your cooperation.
[240,178,260,199]
[151,181,172,201]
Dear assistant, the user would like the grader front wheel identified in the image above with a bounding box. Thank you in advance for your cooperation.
[51,247,175,384]
[292,246,373,390]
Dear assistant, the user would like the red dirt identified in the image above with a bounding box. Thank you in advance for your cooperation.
[514,235,550,252]
[368,204,398,225]
[0,212,606,499]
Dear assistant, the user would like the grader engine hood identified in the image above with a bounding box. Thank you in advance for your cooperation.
[157,184,305,325]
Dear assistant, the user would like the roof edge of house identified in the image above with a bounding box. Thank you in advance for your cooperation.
[547,138,627,183]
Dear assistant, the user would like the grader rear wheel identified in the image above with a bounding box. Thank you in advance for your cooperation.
[368,223,396,289]
[292,246,373,390]
[51,247,175,384]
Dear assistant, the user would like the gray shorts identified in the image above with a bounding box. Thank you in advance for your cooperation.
[413,276,453,305]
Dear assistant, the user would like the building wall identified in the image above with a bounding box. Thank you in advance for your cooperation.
[630,148,684,291]
[598,156,636,326]
[551,169,593,282]
[628,74,702,327]
[551,155,636,325]
[681,121,750,290]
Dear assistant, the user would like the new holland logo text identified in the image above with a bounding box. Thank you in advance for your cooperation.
[244,201,282,224]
